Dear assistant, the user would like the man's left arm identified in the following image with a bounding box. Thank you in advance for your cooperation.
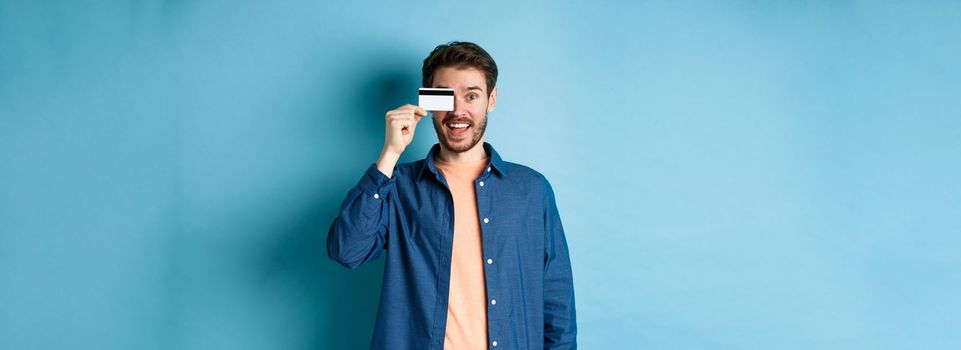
[543,179,577,349]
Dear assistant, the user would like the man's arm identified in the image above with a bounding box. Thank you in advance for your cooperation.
[326,104,426,269]
[543,180,577,349]
[326,164,393,269]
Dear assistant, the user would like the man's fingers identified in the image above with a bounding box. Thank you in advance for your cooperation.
[388,114,415,121]
[388,113,425,123]
[387,110,415,119]
[387,105,427,120]
[393,104,427,115]
[392,118,414,135]
[389,118,414,130]
[413,108,427,122]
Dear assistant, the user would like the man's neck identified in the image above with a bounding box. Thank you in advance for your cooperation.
[436,140,488,164]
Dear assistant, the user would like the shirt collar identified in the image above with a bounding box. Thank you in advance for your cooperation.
[418,142,508,182]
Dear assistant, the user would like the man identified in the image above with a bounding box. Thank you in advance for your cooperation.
[327,41,576,350]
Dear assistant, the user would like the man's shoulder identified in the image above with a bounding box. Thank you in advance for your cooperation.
[502,161,553,192]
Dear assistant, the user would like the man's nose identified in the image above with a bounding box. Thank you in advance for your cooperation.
[451,97,468,117]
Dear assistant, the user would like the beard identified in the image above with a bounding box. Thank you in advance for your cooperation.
[432,110,488,153]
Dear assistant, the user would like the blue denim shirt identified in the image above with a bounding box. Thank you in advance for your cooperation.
[327,143,576,349]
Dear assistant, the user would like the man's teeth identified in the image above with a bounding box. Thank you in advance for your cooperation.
[448,123,469,129]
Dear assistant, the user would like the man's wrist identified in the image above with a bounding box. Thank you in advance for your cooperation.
[376,147,401,178]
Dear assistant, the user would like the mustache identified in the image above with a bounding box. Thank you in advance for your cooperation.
[439,116,473,124]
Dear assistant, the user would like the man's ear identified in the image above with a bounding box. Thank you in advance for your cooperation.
[487,86,498,113]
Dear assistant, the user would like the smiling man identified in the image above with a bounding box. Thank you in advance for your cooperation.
[327,41,577,350]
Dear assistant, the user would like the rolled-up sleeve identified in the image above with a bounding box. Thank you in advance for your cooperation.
[543,180,577,349]
[327,163,394,269]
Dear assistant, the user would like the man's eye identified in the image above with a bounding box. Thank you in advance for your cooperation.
[467,94,478,101]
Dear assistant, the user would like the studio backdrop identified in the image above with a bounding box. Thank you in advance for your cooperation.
[1,1,959,349]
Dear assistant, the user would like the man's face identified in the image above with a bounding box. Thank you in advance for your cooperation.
[430,66,497,153]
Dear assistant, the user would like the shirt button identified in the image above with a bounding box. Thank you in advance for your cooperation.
[483,218,489,224]
[479,181,485,187]
[490,299,496,305]
[487,166,491,172]
[373,193,379,199]
[492,340,498,347]
[487,258,493,264]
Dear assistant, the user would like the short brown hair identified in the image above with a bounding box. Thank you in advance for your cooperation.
[422,41,498,96]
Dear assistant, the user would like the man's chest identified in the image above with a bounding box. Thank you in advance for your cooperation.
[393,183,545,256]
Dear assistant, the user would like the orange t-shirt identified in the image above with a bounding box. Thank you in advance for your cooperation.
[435,156,489,350]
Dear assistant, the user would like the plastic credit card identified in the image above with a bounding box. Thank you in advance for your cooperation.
[418,88,454,111]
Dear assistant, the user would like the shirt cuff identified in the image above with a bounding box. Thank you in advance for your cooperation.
[356,163,393,197]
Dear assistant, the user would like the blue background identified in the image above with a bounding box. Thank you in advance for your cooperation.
[2,1,959,349]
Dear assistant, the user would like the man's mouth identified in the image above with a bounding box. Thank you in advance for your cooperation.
[445,120,472,138]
